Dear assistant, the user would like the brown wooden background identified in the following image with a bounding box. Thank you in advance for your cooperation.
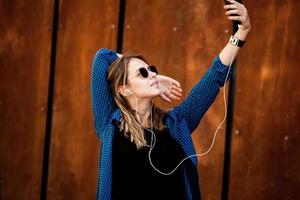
[1,0,299,199]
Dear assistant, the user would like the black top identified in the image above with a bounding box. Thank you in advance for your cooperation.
[111,124,186,200]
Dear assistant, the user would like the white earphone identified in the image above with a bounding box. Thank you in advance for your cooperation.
[126,89,134,95]
[120,32,239,175]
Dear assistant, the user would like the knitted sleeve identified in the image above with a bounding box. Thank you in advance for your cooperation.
[91,48,118,138]
[171,54,233,134]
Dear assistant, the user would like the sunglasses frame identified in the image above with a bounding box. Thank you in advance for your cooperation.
[128,65,158,80]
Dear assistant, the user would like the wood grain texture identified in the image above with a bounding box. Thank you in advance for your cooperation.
[46,0,119,199]
[229,0,300,199]
[2,0,299,199]
[0,0,54,199]
[123,0,231,199]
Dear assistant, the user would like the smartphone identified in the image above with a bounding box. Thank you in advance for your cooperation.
[224,0,243,26]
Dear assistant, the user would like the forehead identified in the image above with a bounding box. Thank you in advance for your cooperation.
[127,58,148,75]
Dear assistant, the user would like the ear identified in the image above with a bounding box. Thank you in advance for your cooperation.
[118,85,128,96]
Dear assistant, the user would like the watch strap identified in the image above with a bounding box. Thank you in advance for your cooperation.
[229,35,246,47]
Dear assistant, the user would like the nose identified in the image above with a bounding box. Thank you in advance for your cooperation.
[149,70,157,79]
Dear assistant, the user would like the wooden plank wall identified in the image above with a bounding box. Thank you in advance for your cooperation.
[229,0,300,199]
[122,1,231,199]
[0,0,299,199]
[0,0,54,199]
[46,0,119,199]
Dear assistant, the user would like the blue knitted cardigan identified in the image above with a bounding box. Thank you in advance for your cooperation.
[91,48,232,200]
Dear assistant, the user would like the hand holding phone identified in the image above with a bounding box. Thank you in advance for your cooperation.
[224,0,243,26]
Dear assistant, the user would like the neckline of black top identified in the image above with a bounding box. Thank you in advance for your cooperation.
[111,126,186,200]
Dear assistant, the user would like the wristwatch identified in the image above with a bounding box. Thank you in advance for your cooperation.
[229,35,246,47]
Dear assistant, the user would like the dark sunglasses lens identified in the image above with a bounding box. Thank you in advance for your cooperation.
[148,65,158,74]
[139,68,149,78]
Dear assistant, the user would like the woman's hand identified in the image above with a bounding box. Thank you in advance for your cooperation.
[224,0,251,31]
[156,75,183,103]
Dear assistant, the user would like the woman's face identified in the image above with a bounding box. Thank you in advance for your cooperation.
[124,58,160,99]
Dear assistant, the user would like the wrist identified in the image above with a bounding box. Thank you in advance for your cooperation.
[234,28,249,41]
[240,28,251,34]
[229,35,246,48]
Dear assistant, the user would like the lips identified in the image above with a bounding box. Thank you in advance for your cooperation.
[151,81,158,86]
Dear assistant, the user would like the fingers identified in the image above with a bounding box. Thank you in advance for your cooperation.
[227,16,242,21]
[172,85,182,94]
[227,12,247,23]
[172,80,181,88]
[168,84,182,101]
[170,83,183,100]
[224,1,248,23]
[224,2,246,11]
[224,4,238,9]
[171,87,182,98]
[227,15,244,20]
[158,77,183,103]
[225,9,243,16]
[160,93,171,103]
[171,94,181,101]
[160,85,182,103]
[171,80,182,93]
[225,0,243,7]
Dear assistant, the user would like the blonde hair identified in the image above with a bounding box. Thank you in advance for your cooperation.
[107,53,166,149]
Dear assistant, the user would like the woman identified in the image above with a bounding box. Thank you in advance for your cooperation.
[91,0,251,199]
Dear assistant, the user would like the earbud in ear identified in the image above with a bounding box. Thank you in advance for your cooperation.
[126,89,133,95]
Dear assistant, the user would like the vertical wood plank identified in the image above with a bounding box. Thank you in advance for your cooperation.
[46,0,119,199]
[0,0,54,199]
[229,0,300,199]
[123,0,231,199]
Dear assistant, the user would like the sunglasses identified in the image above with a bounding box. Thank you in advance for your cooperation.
[129,65,158,80]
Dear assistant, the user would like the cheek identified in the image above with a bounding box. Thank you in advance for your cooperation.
[131,80,159,94]
[132,79,149,87]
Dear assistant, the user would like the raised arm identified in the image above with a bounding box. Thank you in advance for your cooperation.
[220,0,251,65]
[91,48,118,138]
[171,55,233,134]
[171,0,251,134]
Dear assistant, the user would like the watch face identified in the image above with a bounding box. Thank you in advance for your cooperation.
[230,36,238,45]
